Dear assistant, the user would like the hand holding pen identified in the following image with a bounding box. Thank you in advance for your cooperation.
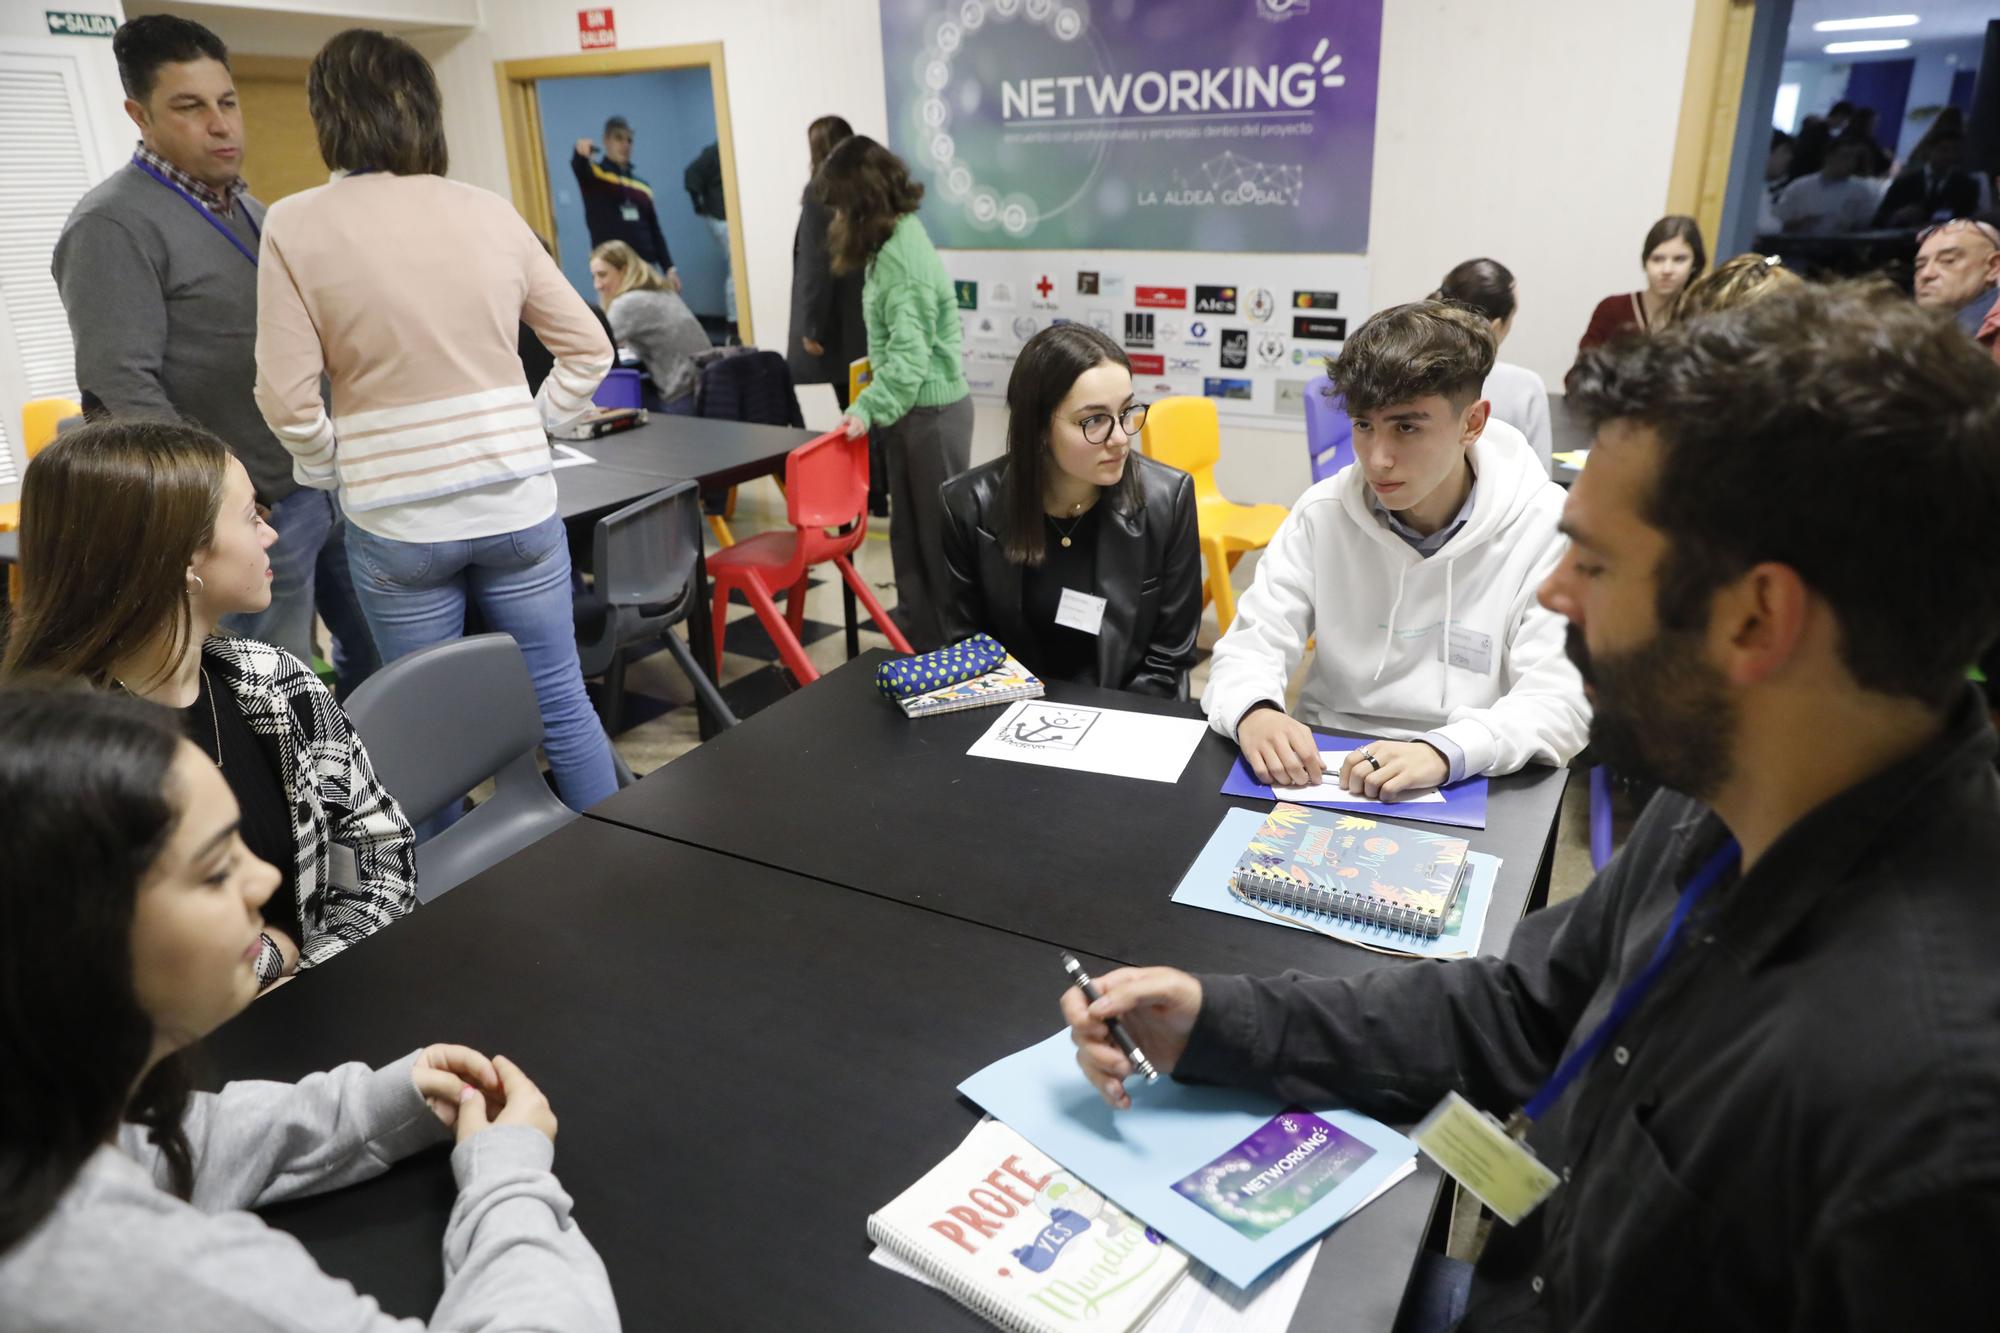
[1058,955,1204,1111]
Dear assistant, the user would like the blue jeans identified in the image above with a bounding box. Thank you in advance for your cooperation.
[223,487,379,700]
[343,511,618,814]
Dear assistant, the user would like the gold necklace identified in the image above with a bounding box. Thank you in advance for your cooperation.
[1046,510,1087,549]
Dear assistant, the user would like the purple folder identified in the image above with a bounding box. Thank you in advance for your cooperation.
[1219,728,1490,830]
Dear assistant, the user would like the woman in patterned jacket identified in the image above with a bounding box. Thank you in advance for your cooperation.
[2,419,417,986]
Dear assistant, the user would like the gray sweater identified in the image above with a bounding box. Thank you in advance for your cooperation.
[606,289,709,405]
[52,162,299,503]
[0,1052,620,1331]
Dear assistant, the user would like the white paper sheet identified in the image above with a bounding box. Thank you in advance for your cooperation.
[1271,751,1445,804]
[869,1162,1416,1331]
[966,699,1209,784]
[550,443,598,469]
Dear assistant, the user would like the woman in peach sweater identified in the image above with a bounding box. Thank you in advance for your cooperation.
[255,29,618,813]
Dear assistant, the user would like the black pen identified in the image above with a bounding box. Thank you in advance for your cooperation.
[1062,952,1159,1084]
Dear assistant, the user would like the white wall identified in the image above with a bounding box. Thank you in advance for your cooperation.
[434,0,1702,503]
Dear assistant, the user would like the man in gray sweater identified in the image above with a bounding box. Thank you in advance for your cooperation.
[52,15,374,696]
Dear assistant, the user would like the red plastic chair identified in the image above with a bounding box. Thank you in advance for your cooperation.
[708,428,912,683]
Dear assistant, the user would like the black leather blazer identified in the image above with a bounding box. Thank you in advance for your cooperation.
[938,453,1203,699]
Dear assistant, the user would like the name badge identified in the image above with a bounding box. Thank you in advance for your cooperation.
[1054,588,1107,636]
[1446,624,1493,674]
[620,203,641,222]
[1410,1091,1560,1226]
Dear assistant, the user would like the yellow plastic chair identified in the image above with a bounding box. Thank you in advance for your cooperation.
[1140,396,1287,634]
[3,396,81,601]
[0,396,80,530]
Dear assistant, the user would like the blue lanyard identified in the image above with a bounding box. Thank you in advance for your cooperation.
[1518,839,1740,1125]
[131,156,259,267]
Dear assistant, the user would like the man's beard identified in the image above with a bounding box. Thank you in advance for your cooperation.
[1567,624,1737,801]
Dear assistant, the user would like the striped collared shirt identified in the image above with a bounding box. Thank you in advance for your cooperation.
[133,140,248,217]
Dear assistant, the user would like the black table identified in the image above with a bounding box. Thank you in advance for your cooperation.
[590,651,1570,978]
[204,816,1438,1332]
[557,416,821,735]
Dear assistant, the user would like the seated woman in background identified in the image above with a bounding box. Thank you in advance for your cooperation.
[590,239,710,413]
[1,421,416,987]
[1434,257,1551,473]
[939,323,1202,698]
[0,685,618,1328]
[1564,214,1705,392]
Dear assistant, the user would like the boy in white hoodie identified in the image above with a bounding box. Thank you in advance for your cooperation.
[1203,300,1588,798]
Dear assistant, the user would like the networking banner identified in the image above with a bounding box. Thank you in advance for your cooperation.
[948,253,1369,424]
[879,0,1383,253]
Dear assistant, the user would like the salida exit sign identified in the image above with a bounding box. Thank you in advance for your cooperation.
[577,8,616,50]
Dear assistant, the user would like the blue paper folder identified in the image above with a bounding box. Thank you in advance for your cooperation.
[960,1030,1419,1289]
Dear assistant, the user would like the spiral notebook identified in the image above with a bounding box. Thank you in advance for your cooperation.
[867,1117,1190,1333]
[1232,803,1470,938]
[899,655,1045,718]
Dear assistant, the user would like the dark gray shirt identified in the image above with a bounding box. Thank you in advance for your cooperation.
[1180,686,2000,1330]
[52,162,299,503]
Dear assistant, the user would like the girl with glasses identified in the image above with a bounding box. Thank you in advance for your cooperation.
[938,323,1203,698]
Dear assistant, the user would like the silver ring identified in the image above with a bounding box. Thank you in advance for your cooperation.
[1360,751,1383,771]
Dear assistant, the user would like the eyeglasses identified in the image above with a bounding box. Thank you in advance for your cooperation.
[1077,403,1147,445]
[1916,218,2000,250]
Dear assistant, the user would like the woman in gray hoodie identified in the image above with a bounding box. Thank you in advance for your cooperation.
[0,685,619,1331]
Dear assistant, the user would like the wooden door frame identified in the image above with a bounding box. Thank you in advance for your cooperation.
[1668,0,1759,246]
[494,43,751,343]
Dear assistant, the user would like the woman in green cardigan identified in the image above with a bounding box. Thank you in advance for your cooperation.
[818,136,972,651]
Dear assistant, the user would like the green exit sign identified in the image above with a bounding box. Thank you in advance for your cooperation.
[47,11,117,37]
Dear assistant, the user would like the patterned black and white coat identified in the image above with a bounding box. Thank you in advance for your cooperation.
[202,636,417,975]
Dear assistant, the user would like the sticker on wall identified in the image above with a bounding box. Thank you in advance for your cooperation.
[577,6,617,50]
[1273,377,1315,417]
[1157,318,1183,344]
[1257,333,1287,366]
[1124,312,1156,348]
[989,279,1018,309]
[1294,289,1339,310]
[1205,377,1255,401]
[1184,320,1213,348]
[1013,315,1040,341]
[1032,274,1060,308]
[1219,329,1249,369]
[954,279,979,310]
[1246,288,1277,323]
[1128,353,1165,375]
[1166,354,1204,374]
[1293,314,1348,341]
[1077,271,1101,295]
[1136,286,1188,310]
[1194,285,1239,314]
[1089,309,1115,335]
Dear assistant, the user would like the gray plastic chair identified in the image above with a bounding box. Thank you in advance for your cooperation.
[345,633,577,902]
[573,481,738,734]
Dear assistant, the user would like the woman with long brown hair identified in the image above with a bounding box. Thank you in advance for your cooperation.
[1,419,417,986]
[0,685,616,1327]
[938,323,1202,697]
[1564,214,1706,392]
[816,134,972,650]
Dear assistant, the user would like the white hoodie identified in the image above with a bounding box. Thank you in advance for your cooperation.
[1202,417,1589,776]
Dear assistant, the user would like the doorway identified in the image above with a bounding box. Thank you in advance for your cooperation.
[495,45,750,345]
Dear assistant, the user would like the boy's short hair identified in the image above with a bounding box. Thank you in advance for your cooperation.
[1329,301,1496,416]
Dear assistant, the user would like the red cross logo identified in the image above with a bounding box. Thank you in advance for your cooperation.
[1035,274,1054,299]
